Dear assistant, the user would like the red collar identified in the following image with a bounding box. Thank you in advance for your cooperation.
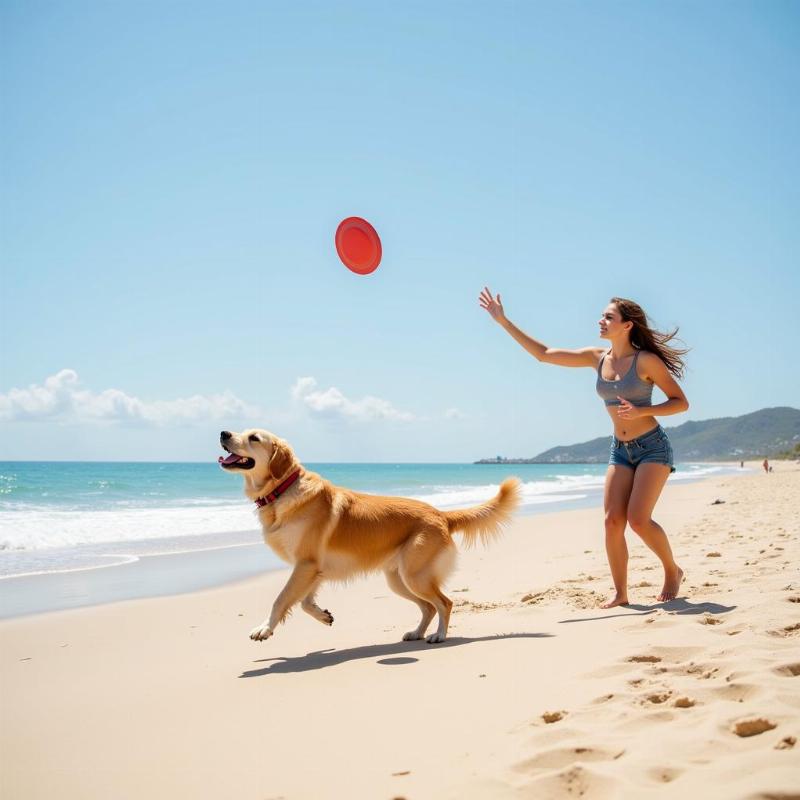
[254,470,302,508]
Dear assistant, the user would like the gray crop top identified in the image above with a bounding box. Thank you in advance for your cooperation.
[596,350,653,407]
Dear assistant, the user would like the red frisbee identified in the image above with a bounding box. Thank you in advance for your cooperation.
[335,216,382,275]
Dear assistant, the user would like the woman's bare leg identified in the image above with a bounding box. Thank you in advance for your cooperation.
[601,465,635,608]
[626,463,683,601]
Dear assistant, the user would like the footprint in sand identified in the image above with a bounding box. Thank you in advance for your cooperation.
[700,667,720,680]
[773,662,800,677]
[519,763,618,798]
[647,765,684,784]
[682,662,720,680]
[515,745,624,771]
[452,598,509,613]
[521,587,605,609]
[541,710,567,723]
[731,717,777,737]
[707,683,762,703]
[643,691,672,705]
[627,655,662,663]
[698,614,723,625]
[769,623,800,637]
[565,589,607,609]
[706,551,722,558]
[673,696,696,708]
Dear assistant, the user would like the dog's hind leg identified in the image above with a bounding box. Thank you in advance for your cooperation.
[401,538,456,644]
[384,569,436,641]
[250,560,320,641]
[402,575,453,644]
[301,580,334,626]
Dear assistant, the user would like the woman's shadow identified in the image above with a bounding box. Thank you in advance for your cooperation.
[239,632,552,677]
[560,597,737,623]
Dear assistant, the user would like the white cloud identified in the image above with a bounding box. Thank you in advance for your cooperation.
[444,407,467,420]
[291,376,318,401]
[0,370,259,426]
[291,376,416,422]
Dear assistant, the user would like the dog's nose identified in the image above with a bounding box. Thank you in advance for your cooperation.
[220,431,232,441]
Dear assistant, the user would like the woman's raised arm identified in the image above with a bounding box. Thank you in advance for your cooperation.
[479,287,603,368]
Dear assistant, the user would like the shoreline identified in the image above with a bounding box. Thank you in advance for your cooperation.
[0,463,746,620]
[0,542,276,620]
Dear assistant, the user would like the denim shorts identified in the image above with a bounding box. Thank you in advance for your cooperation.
[609,425,675,473]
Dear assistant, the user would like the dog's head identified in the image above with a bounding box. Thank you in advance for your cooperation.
[218,429,295,484]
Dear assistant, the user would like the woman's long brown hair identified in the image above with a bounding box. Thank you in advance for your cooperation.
[610,297,689,379]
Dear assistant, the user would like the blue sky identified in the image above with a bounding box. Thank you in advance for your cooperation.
[1,0,798,462]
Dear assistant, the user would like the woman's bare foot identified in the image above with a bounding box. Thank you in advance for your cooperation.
[658,566,684,602]
[600,593,629,609]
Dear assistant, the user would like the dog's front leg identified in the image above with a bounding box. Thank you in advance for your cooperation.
[249,560,320,642]
[301,581,334,626]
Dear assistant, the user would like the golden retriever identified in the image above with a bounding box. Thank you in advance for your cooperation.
[219,429,520,644]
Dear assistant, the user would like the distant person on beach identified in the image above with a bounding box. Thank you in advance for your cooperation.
[740,460,744,468]
[480,289,690,607]
[763,458,769,473]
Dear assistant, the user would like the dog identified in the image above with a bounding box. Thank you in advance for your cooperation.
[219,429,520,644]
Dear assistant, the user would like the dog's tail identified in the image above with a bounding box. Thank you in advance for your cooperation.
[443,477,521,548]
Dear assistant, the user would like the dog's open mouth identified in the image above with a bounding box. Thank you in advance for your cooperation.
[218,450,255,470]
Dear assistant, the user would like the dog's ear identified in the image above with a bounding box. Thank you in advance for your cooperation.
[268,439,292,480]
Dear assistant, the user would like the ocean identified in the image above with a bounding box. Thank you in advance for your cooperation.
[0,460,736,581]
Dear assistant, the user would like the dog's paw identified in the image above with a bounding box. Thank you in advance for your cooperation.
[426,632,446,644]
[249,623,273,642]
[402,631,424,641]
[321,609,334,626]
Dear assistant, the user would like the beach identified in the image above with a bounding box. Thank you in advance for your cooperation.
[1,461,798,799]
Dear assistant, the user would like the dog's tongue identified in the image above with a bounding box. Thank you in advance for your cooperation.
[218,453,242,465]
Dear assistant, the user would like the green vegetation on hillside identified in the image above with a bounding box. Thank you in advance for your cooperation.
[476,407,800,464]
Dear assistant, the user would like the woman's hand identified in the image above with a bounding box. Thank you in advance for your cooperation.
[616,397,643,419]
[479,287,506,323]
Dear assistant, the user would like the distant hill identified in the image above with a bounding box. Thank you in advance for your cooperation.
[475,407,800,464]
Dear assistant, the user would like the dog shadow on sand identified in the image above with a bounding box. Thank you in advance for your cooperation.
[239,632,552,677]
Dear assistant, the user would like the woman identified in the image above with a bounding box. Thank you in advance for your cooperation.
[479,288,689,607]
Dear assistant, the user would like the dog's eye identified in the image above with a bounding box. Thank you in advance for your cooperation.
[248,434,260,443]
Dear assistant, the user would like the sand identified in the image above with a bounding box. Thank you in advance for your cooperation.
[1,462,798,799]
